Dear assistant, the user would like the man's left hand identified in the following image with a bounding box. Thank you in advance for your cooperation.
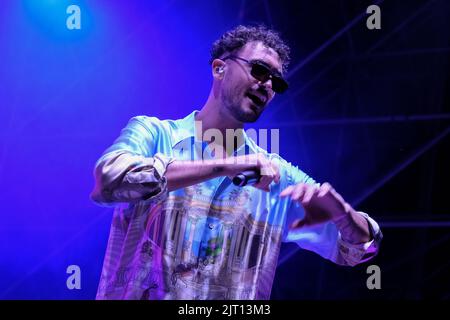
[280,182,351,228]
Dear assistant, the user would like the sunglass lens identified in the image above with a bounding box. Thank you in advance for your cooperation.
[250,62,288,93]
[272,77,288,93]
[251,64,271,81]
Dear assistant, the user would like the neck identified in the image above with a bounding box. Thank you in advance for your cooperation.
[196,90,243,136]
[195,90,245,155]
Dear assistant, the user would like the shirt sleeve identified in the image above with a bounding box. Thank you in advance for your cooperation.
[90,116,174,206]
[282,162,382,266]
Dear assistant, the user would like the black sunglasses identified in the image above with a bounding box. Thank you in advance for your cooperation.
[222,55,289,94]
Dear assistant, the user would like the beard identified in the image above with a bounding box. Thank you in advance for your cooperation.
[221,86,262,123]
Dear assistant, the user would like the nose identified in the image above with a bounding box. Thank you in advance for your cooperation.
[259,78,274,96]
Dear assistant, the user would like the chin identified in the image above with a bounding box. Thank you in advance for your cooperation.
[237,106,261,123]
[226,100,262,123]
[242,115,258,123]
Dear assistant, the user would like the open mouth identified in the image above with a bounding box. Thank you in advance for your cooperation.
[246,92,266,108]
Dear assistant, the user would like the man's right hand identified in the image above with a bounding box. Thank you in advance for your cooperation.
[225,153,280,192]
[165,153,280,192]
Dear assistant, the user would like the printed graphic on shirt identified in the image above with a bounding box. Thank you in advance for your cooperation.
[98,184,283,300]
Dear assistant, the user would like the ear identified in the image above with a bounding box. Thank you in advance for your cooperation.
[212,59,226,79]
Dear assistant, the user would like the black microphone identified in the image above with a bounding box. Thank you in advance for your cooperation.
[232,170,261,187]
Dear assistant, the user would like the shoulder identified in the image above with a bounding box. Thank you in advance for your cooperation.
[129,115,165,129]
[126,115,176,136]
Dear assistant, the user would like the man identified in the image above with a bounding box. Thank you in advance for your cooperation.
[91,25,382,300]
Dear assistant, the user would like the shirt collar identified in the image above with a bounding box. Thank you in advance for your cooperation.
[171,110,259,154]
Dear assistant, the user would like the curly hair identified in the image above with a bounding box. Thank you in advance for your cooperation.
[210,25,291,73]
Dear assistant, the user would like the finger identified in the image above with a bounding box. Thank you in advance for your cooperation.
[254,174,273,192]
[256,153,267,169]
[260,161,276,190]
[317,182,347,206]
[328,186,346,204]
[260,161,274,176]
[270,159,281,184]
[301,184,318,205]
[273,165,280,184]
[280,185,295,197]
[318,182,332,197]
[291,183,306,201]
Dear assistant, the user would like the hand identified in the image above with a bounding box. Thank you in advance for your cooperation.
[226,153,280,192]
[280,182,351,228]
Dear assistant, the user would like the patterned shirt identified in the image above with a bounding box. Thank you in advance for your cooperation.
[91,110,382,300]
